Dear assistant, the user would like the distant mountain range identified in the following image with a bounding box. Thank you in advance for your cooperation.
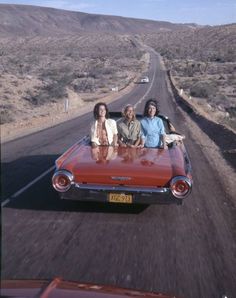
[0,4,200,36]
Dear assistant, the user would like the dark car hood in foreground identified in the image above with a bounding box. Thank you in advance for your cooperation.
[57,145,186,187]
[1,278,179,298]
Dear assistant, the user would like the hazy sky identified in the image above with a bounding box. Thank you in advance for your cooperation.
[1,0,235,25]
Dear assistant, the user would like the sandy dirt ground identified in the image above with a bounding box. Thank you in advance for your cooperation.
[165,70,236,204]
[1,74,140,143]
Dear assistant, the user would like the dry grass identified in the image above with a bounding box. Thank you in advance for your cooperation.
[0,34,147,125]
[170,61,236,131]
[1,12,235,135]
[141,24,236,131]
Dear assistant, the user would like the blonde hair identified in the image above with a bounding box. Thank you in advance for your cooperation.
[122,104,135,120]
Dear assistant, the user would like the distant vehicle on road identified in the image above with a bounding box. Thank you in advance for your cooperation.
[52,112,192,205]
[140,76,149,83]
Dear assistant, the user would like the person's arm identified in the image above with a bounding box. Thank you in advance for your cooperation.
[169,122,176,132]
[111,120,118,147]
[139,137,145,148]
[91,142,98,148]
[118,137,127,147]
[112,133,118,147]
[159,118,168,149]
[139,120,145,148]
[132,121,141,147]
[117,122,127,147]
[134,138,141,147]
[161,134,168,149]
[90,121,99,147]
[132,137,141,147]
[167,119,176,132]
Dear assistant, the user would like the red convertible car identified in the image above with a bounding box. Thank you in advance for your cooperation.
[52,113,192,205]
[1,278,179,297]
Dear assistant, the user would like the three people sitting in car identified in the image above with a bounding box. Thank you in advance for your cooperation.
[90,99,180,148]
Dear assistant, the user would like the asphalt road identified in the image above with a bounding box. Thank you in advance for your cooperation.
[1,49,236,298]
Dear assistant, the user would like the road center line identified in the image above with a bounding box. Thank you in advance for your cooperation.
[134,57,157,109]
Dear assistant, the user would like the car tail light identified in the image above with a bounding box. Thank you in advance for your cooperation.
[52,170,74,192]
[170,176,192,198]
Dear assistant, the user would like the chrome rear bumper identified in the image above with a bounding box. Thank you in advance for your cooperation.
[59,183,183,205]
[75,183,169,194]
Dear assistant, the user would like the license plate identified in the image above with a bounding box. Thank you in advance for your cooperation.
[108,193,132,204]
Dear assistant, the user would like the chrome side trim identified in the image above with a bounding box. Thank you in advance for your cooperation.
[74,183,169,194]
[55,136,89,169]
[111,176,132,181]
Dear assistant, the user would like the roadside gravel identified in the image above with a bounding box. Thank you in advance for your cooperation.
[1,79,138,143]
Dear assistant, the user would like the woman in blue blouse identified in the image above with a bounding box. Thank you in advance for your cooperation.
[140,99,167,149]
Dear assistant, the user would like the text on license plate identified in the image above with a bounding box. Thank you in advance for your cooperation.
[108,193,132,203]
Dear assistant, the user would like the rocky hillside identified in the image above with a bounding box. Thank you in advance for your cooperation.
[1,4,235,134]
[141,24,236,62]
[141,24,236,130]
[0,4,197,37]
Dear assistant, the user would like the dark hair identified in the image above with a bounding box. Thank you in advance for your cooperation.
[143,99,160,117]
[93,102,109,120]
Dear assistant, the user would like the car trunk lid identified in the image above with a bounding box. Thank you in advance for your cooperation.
[61,145,186,187]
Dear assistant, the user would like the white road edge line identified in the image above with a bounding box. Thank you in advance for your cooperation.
[1,165,56,207]
[1,137,87,207]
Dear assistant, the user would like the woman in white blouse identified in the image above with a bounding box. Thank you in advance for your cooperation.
[90,102,118,147]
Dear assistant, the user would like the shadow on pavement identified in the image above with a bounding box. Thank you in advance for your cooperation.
[5,189,149,214]
[1,155,59,200]
[2,153,181,214]
[2,154,149,214]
